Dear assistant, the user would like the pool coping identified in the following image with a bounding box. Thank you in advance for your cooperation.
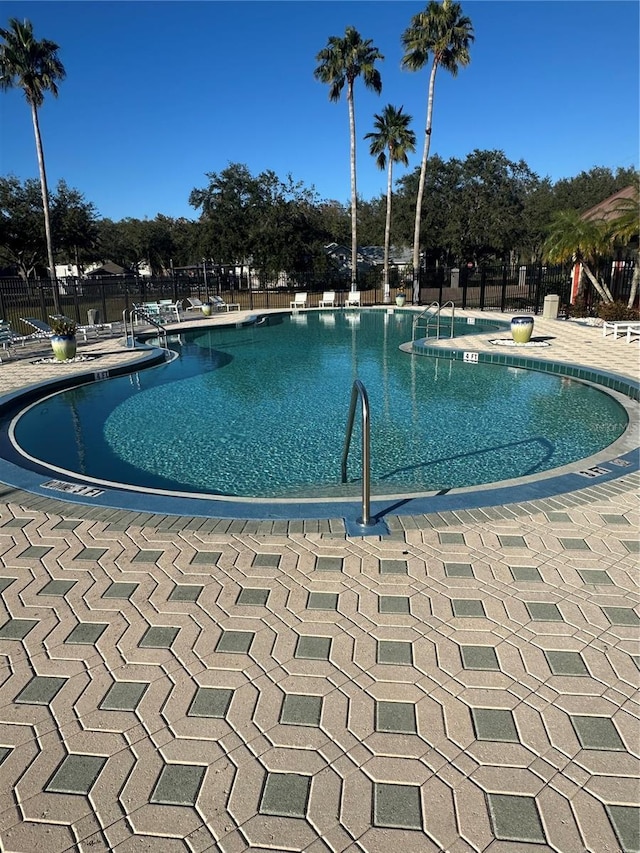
[0,309,638,532]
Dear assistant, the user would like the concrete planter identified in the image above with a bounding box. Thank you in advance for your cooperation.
[511,315,534,344]
[201,303,214,316]
[395,293,406,307]
[51,334,77,361]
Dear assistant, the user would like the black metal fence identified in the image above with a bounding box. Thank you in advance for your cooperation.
[0,260,634,334]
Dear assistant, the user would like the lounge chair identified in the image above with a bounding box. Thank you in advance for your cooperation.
[625,324,640,343]
[345,291,361,307]
[212,295,240,312]
[0,321,36,361]
[186,297,204,311]
[602,320,640,340]
[318,291,336,308]
[290,292,308,311]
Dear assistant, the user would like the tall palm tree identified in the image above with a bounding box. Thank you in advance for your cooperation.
[402,0,474,303]
[0,18,65,313]
[543,209,614,303]
[315,26,383,291]
[365,105,416,302]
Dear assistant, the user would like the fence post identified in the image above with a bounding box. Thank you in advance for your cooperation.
[534,263,543,314]
[101,282,108,324]
[500,266,507,312]
[479,267,486,311]
[461,267,468,309]
[38,280,47,320]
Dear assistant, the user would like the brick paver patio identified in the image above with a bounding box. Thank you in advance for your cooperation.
[0,310,637,852]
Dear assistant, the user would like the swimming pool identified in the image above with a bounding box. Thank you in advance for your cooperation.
[9,310,629,502]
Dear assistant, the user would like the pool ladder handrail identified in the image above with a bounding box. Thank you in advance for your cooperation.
[341,379,371,527]
[412,301,455,341]
[123,307,168,349]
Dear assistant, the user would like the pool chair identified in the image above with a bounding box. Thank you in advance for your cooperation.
[290,292,308,311]
[212,295,240,312]
[318,291,336,308]
[186,297,204,311]
[0,321,37,361]
[345,290,361,307]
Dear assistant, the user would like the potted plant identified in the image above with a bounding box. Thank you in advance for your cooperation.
[201,301,214,316]
[50,316,77,361]
[395,287,406,307]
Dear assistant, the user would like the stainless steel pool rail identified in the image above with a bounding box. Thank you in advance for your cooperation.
[123,307,168,348]
[412,301,455,342]
[341,379,371,527]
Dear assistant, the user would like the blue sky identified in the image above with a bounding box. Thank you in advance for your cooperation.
[1,1,638,222]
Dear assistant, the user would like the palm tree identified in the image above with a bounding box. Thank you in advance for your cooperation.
[315,26,383,291]
[0,18,65,313]
[543,209,614,303]
[365,105,416,302]
[402,0,474,303]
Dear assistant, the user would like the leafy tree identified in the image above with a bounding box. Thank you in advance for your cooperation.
[543,210,614,303]
[0,18,65,312]
[551,166,638,214]
[51,180,100,274]
[190,163,330,280]
[0,175,45,279]
[314,26,383,290]
[401,0,474,301]
[365,105,416,300]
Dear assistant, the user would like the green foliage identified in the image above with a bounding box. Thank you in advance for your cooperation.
[596,301,640,322]
[49,316,77,336]
[0,175,46,277]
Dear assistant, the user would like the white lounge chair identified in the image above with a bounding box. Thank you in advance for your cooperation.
[186,297,204,311]
[212,295,240,312]
[318,291,336,308]
[290,292,308,310]
[602,320,640,339]
[345,291,361,307]
[625,324,640,343]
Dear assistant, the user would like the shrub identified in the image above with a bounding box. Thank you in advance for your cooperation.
[596,302,640,322]
[49,316,77,336]
[565,297,591,318]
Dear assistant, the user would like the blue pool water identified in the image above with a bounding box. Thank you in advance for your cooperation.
[12,311,628,498]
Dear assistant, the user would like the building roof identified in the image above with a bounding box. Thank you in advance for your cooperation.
[582,185,638,223]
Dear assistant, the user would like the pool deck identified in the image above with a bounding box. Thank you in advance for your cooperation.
[0,309,638,852]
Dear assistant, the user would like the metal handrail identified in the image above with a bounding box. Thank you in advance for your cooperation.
[412,300,455,341]
[341,379,371,527]
[123,307,168,348]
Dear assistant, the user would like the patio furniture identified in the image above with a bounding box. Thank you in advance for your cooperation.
[345,291,361,307]
[290,292,308,311]
[212,295,240,312]
[602,320,640,339]
[319,291,337,308]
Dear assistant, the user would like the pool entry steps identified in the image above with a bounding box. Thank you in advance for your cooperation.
[412,300,456,341]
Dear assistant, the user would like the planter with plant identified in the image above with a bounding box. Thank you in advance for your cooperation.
[395,288,406,307]
[50,317,77,361]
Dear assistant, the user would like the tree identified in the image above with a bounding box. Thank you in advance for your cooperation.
[0,18,65,312]
[543,210,614,303]
[402,0,474,301]
[51,180,100,275]
[365,105,416,301]
[314,26,383,290]
[607,187,640,309]
[0,175,45,279]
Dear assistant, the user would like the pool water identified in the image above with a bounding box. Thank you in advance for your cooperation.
[12,310,627,498]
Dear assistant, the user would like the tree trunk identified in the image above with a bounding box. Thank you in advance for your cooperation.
[383,152,393,303]
[348,80,358,292]
[412,59,439,304]
[31,102,60,314]
[583,262,613,303]
[627,252,639,310]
